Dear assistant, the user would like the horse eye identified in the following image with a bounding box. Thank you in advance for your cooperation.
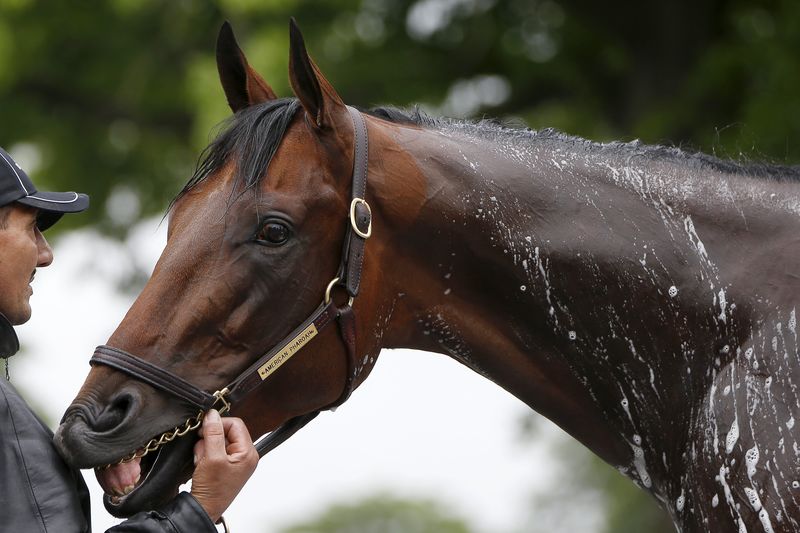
[257,221,291,245]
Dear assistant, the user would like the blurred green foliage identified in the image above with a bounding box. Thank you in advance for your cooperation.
[1,0,799,237]
[278,493,474,533]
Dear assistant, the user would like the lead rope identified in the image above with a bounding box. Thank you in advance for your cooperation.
[217,515,229,533]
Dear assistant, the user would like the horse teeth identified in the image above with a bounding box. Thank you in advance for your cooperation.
[122,484,135,495]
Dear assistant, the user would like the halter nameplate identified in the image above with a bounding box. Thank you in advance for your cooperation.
[258,323,318,380]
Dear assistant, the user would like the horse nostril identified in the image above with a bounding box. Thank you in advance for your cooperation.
[93,391,138,432]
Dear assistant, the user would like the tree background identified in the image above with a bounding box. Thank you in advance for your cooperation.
[2,0,798,531]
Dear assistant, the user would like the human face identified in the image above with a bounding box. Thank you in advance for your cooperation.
[0,204,53,324]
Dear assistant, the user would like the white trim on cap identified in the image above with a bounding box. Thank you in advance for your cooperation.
[0,151,30,194]
[26,192,79,204]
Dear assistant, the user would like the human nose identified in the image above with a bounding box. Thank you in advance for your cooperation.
[36,228,53,267]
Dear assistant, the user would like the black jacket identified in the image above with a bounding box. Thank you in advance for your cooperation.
[0,323,217,532]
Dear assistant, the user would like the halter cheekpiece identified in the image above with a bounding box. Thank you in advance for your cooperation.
[90,106,372,458]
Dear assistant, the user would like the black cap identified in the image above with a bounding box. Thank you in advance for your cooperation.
[0,147,89,230]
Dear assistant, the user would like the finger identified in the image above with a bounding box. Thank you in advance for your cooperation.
[220,417,254,455]
[221,417,252,442]
[200,409,227,461]
[193,439,206,464]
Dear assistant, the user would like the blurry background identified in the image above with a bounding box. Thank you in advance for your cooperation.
[2,0,799,531]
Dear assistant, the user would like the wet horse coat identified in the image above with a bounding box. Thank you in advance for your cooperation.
[368,114,800,531]
[55,22,800,532]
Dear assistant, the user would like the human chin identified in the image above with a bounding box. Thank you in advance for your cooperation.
[6,299,32,325]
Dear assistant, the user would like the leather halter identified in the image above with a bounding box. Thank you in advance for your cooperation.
[90,106,372,458]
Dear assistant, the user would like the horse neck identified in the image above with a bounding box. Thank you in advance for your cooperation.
[368,120,800,495]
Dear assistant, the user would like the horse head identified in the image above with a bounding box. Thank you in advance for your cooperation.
[55,21,391,516]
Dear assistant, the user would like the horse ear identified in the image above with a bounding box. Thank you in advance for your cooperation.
[288,18,346,129]
[216,21,277,112]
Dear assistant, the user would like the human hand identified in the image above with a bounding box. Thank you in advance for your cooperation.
[190,409,259,522]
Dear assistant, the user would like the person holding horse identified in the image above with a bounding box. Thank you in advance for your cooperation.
[0,146,259,532]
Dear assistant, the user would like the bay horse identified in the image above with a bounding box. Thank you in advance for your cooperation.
[55,20,800,533]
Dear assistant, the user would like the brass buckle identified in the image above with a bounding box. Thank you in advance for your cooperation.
[325,277,354,306]
[349,198,372,239]
[212,388,231,415]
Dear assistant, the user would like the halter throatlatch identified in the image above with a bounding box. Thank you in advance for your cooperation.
[90,106,371,459]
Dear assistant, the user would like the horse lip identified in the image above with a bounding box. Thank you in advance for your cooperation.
[54,416,99,467]
[102,433,195,518]
[53,416,134,469]
[54,411,181,470]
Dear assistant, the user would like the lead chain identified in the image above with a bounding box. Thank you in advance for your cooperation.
[103,389,231,469]
[110,409,204,466]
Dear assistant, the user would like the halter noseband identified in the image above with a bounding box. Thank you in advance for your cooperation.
[90,106,372,458]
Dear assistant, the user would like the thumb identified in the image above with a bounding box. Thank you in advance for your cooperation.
[200,409,226,461]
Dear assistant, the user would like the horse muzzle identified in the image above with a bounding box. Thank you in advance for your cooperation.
[55,388,199,517]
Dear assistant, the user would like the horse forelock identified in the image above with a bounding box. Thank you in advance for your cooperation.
[170,98,302,212]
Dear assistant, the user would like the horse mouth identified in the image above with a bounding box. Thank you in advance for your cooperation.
[96,448,155,501]
[94,430,195,517]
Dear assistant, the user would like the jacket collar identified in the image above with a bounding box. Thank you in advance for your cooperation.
[0,313,19,358]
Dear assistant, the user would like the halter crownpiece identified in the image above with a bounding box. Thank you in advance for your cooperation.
[90,106,371,458]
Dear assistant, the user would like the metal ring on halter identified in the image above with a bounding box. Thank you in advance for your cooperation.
[349,198,372,239]
[325,277,354,306]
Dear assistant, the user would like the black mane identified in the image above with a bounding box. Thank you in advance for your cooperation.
[174,100,800,207]
[369,105,800,182]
